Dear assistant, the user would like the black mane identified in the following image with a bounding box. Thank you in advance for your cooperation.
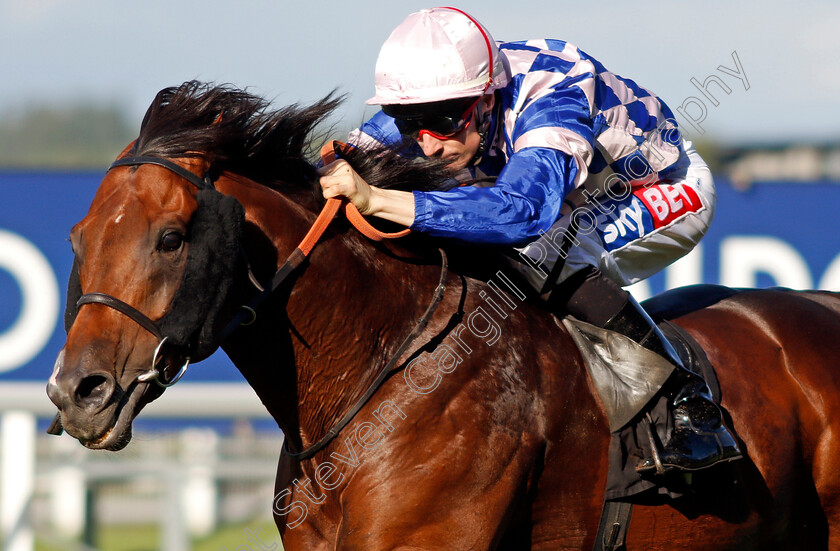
[131,81,531,296]
[133,81,335,189]
[132,81,453,198]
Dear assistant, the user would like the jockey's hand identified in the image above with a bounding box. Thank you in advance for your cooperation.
[318,159,417,227]
[319,160,374,214]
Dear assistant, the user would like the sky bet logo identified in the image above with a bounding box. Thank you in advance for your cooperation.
[637,182,703,227]
[595,180,705,251]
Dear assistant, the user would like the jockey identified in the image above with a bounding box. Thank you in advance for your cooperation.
[319,6,741,475]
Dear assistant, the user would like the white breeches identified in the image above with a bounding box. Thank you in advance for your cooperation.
[514,141,715,290]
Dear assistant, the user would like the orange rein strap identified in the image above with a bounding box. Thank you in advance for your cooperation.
[317,140,411,244]
[298,197,410,256]
[219,144,410,340]
[342,200,411,241]
[298,197,341,256]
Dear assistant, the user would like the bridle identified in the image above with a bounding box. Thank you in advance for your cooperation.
[74,155,216,387]
[71,150,448,459]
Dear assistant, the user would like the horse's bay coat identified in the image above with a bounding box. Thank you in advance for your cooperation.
[48,83,840,550]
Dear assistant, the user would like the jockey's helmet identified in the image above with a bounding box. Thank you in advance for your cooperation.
[366,7,509,106]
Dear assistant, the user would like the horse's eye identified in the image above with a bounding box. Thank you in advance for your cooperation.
[159,232,184,252]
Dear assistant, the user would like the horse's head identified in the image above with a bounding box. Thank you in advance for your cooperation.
[47,153,244,450]
[44,80,442,451]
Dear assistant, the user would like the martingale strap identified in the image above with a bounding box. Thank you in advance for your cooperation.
[282,247,448,460]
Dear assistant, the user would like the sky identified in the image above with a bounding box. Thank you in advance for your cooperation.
[1,0,839,145]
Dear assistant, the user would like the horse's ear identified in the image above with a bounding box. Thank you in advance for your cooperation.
[177,155,214,184]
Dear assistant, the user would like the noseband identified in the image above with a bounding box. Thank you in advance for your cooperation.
[74,156,214,387]
[75,152,423,388]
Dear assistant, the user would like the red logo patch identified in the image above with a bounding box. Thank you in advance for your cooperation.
[634,182,703,229]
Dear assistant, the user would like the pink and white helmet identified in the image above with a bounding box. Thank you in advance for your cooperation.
[366,7,509,105]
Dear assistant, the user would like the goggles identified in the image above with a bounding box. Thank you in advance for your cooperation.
[384,95,482,141]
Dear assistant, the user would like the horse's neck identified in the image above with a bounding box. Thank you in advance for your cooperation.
[216,177,439,447]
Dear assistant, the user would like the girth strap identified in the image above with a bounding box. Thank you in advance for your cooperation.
[593,500,633,551]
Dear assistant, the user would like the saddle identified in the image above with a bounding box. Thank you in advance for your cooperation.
[563,315,722,435]
[567,285,741,551]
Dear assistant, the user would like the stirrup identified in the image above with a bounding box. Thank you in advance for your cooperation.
[637,403,742,476]
[636,429,743,475]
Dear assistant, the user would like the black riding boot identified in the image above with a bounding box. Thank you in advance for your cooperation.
[602,296,742,474]
[553,267,742,475]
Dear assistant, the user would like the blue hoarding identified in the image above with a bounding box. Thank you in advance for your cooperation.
[0,171,243,383]
[632,180,840,299]
[1,171,839,382]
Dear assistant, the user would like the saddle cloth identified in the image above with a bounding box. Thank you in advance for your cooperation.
[563,316,724,500]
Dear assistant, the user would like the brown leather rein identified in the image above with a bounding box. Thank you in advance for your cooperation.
[68,153,448,461]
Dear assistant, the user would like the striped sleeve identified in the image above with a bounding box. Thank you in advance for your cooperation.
[510,82,595,186]
[347,110,403,149]
[411,147,578,244]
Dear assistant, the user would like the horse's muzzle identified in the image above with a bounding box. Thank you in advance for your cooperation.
[47,350,118,443]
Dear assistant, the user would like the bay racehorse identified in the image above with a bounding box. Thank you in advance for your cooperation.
[47,82,840,550]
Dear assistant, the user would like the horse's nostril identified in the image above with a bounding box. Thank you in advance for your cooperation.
[75,374,113,410]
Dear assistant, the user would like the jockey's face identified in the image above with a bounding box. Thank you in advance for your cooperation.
[415,94,494,172]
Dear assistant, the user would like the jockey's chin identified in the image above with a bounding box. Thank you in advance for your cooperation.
[443,149,475,172]
[420,124,483,173]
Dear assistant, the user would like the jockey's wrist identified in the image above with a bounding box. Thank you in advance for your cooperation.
[367,187,415,227]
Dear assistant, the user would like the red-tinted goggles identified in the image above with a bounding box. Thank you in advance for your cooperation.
[384,96,482,140]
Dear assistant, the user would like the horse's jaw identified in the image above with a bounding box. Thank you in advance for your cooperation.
[79,381,159,451]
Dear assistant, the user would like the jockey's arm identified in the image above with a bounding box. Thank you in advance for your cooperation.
[320,147,579,245]
[411,148,578,244]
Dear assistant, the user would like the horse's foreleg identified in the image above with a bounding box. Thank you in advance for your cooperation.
[813,422,840,547]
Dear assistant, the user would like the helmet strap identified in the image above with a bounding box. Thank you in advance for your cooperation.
[470,95,498,166]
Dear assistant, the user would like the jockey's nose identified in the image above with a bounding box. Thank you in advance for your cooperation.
[418,133,445,157]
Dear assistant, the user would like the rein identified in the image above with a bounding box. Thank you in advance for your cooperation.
[78,155,416,385]
[74,155,449,461]
[216,195,410,342]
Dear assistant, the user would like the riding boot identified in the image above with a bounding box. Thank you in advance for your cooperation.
[552,267,741,475]
[601,295,742,474]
